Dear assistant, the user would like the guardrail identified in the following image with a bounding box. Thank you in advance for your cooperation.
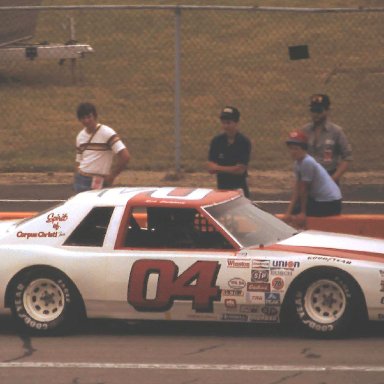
[2,211,383,239]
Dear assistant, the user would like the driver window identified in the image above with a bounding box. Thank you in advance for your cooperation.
[124,207,233,250]
[65,207,114,247]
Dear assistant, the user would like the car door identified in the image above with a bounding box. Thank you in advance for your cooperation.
[105,205,242,321]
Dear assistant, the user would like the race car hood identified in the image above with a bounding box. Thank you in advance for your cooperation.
[265,230,384,262]
[0,220,19,237]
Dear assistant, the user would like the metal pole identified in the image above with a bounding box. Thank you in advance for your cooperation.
[174,7,181,174]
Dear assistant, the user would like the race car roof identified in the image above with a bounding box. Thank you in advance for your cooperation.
[70,187,242,209]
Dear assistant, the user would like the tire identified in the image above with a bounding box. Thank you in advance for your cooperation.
[10,268,83,335]
[288,271,363,338]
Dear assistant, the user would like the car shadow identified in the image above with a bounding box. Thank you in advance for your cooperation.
[1,314,384,340]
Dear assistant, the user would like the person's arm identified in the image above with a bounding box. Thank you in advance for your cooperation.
[207,162,247,175]
[74,138,82,176]
[332,160,349,183]
[333,129,352,182]
[104,148,130,186]
[284,181,299,223]
[295,180,309,226]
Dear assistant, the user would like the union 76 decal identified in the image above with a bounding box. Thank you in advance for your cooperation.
[128,260,221,312]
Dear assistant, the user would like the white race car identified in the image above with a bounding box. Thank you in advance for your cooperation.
[0,187,383,337]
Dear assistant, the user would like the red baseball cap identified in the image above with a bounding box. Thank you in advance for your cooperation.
[286,130,308,147]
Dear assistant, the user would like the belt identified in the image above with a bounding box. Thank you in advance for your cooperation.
[78,169,105,178]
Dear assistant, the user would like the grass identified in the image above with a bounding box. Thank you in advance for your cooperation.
[0,0,383,172]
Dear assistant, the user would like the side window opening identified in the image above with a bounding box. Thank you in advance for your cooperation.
[124,207,233,250]
[64,207,114,247]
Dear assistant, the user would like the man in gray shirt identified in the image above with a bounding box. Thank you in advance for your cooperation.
[284,130,342,228]
[301,94,352,183]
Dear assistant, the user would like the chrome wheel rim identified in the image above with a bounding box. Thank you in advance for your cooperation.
[23,278,65,322]
[304,279,346,324]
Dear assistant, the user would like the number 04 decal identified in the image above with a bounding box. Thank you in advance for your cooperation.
[128,260,221,312]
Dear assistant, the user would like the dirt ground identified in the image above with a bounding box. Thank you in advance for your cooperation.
[0,170,383,195]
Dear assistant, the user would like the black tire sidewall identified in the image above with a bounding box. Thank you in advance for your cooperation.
[11,269,76,334]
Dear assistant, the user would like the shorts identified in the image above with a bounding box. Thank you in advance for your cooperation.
[293,197,342,217]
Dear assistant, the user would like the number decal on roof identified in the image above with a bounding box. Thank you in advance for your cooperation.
[150,187,212,200]
[128,260,221,312]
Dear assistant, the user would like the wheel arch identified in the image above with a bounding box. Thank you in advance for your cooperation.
[280,266,368,323]
[4,264,86,318]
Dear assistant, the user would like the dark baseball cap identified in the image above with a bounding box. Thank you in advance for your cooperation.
[309,94,330,112]
[286,130,308,149]
[220,106,240,122]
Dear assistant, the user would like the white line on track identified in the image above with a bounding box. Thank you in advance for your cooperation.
[0,362,384,372]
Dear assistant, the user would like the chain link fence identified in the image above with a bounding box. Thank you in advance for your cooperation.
[0,4,383,173]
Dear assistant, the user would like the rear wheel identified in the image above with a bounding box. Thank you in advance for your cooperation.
[10,269,83,334]
[287,270,364,337]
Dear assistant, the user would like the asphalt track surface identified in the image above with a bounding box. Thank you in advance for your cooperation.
[0,183,384,384]
[1,316,384,384]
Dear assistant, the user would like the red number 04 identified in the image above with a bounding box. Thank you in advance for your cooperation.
[128,260,221,312]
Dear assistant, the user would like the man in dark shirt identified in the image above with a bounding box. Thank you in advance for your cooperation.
[208,106,252,198]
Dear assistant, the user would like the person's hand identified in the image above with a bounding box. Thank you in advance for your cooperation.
[282,213,293,224]
[293,212,307,229]
[103,174,114,187]
[208,162,218,174]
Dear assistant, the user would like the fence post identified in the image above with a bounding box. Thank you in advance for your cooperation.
[174,6,181,174]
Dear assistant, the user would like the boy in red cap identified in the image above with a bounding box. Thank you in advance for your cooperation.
[284,130,342,227]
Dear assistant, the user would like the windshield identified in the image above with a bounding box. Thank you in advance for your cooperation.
[204,197,296,248]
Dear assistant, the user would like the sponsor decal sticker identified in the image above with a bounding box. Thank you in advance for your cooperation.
[252,259,270,269]
[265,292,281,305]
[17,231,60,239]
[224,299,237,309]
[240,305,259,314]
[251,269,269,282]
[227,259,250,269]
[249,314,279,323]
[228,277,246,289]
[261,306,279,316]
[247,282,270,292]
[271,260,300,269]
[307,256,351,265]
[271,277,284,291]
[46,212,68,230]
[270,269,292,276]
[222,314,248,322]
[246,292,265,304]
[222,289,244,297]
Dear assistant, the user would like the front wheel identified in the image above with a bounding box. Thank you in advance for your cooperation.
[10,269,83,334]
[287,271,364,338]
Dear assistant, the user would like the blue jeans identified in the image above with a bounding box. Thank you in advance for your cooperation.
[74,173,93,193]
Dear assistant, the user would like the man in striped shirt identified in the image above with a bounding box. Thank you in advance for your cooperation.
[74,102,130,192]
